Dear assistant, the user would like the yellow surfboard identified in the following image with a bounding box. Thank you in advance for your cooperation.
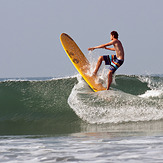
[60,33,106,92]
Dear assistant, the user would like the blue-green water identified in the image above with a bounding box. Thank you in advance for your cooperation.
[0,74,163,162]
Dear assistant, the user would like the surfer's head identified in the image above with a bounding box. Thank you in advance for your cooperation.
[110,31,119,39]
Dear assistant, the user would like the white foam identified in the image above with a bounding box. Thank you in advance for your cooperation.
[139,75,163,90]
[68,76,163,124]
[139,89,163,98]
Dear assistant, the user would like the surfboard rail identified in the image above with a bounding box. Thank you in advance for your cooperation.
[60,33,106,92]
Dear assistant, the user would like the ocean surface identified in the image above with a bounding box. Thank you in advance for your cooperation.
[0,74,163,162]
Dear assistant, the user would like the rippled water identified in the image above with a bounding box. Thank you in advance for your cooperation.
[1,131,163,163]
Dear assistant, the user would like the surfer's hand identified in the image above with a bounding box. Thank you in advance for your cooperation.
[88,47,95,51]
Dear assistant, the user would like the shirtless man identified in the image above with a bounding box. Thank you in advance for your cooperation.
[88,31,124,90]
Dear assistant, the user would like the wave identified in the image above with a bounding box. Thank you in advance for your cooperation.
[68,74,163,124]
[0,74,163,134]
[0,77,80,135]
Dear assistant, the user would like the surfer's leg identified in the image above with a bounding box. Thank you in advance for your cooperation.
[107,70,113,90]
[93,56,104,75]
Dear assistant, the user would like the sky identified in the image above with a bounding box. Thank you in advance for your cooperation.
[0,0,163,78]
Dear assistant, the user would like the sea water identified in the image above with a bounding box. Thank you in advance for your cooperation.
[0,74,163,162]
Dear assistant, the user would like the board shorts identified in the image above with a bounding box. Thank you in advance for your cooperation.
[103,55,124,73]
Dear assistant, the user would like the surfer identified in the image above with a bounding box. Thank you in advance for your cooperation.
[88,31,124,90]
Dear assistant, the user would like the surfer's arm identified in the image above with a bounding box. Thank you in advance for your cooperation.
[88,41,114,51]
[88,45,105,51]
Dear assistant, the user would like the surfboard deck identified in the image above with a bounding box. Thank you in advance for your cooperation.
[60,33,106,92]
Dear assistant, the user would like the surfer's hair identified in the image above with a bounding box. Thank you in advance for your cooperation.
[111,31,119,39]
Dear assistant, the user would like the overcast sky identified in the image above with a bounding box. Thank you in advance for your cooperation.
[0,0,163,78]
